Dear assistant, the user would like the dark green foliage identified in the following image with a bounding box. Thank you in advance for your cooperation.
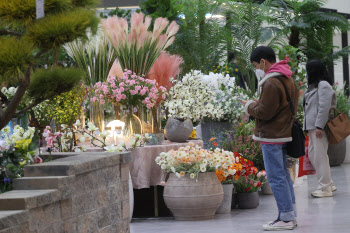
[100,7,135,20]
[25,8,99,49]
[71,0,100,7]
[0,0,71,28]
[28,67,83,101]
[0,37,34,81]
[140,0,183,22]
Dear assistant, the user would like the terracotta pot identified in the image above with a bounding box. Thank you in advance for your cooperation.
[328,139,346,166]
[163,172,223,221]
[261,182,273,195]
[237,191,259,209]
[164,117,193,142]
[216,184,233,214]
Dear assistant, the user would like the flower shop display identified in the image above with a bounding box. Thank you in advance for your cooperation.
[164,70,224,142]
[101,12,179,77]
[92,70,166,136]
[156,142,239,220]
[209,116,264,170]
[0,126,42,193]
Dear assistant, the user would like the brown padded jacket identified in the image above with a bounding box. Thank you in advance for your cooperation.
[244,73,299,143]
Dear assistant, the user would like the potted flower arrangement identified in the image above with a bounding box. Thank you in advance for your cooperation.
[200,72,249,144]
[155,142,239,220]
[215,161,243,214]
[232,152,266,209]
[92,70,166,136]
[164,70,224,142]
[0,126,42,193]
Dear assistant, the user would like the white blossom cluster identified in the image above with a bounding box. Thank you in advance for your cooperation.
[0,126,35,153]
[165,70,225,122]
[1,87,17,99]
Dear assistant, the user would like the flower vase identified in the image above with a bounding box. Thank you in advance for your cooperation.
[216,184,233,214]
[90,101,104,132]
[121,106,143,137]
[146,105,164,145]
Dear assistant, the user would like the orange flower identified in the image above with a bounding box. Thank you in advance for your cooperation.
[234,174,239,180]
[180,171,185,176]
[212,142,218,147]
[209,137,216,142]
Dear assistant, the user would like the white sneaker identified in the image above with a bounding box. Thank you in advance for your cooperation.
[331,186,337,192]
[262,219,296,231]
[311,189,333,198]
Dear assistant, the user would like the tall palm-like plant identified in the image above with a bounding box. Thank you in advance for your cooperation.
[269,0,350,64]
[225,0,279,93]
[169,0,230,74]
[64,29,117,87]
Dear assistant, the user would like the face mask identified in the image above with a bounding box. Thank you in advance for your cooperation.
[255,60,265,78]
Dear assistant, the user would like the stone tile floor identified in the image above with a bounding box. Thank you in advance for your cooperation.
[131,164,350,233]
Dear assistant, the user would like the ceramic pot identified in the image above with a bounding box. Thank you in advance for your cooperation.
[163,172,223,220]
[237,191,259,209]
[216,184,233,214]
[328,139,346,166]
[164,117,193,142]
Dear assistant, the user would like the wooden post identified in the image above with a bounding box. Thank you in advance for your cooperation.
[36,0,45,19]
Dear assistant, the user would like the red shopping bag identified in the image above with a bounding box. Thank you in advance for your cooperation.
[298,136,316,177]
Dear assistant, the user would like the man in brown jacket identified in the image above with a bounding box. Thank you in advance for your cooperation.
[240,46,299,231]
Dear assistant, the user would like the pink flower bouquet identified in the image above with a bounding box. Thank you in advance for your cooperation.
[92,70,166,109]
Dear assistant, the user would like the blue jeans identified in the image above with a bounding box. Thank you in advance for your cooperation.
[261,144,296,221]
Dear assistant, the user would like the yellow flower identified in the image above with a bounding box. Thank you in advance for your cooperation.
[235,69,239,72]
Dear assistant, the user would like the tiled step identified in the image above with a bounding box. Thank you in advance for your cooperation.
[13,176,72,190]
[0,190,60,211]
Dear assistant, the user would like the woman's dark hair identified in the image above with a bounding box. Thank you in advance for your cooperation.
[250,46,276,63]
[306,60,333,87]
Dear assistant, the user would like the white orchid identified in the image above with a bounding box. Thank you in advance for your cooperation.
[1,127,11,135]
[100,131,110,139]
[104,144,126,152]
[87,122,99,132]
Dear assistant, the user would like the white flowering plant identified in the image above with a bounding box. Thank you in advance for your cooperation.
[164,70,224,122]
[1,126,42,193]
[43,120,110,152]
[202,72,249,122]
[155,142,238,180]
[104,133,152,152]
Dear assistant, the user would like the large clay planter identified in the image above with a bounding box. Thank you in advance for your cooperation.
[328,139,346,166]
[216,184,233,214]
[163,172,223,221]
[164,117,193,142]
[237,191,259,209]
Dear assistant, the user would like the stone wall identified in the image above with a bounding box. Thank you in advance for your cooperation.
[0,152,132,233]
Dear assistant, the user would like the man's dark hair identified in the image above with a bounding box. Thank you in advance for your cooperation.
[250,46,276,63]
[306,59,333,87]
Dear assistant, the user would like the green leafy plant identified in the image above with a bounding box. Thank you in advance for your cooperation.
[0,0,99,130]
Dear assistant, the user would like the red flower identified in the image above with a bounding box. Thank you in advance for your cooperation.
[245,188,251,192]
[256,181,262,188]
[212,142,218,147]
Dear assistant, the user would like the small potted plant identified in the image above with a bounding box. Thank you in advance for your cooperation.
[155,142,238,220]
[233,153,266,209]
[215,161,243,214]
